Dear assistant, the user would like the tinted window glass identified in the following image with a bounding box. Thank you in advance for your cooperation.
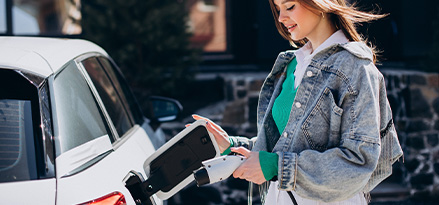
[82,57,133,137]
[53,61,111,156]
[0,100,37,182]
[97,57,144,124]
[0,69,40,183]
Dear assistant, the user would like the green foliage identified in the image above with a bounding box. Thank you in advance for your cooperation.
[81,0,200,97]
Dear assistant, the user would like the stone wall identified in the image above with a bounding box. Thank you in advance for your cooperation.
[383,70,439,198]
[215,70,439,199]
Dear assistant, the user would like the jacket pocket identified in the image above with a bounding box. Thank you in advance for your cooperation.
[301,87,343,151]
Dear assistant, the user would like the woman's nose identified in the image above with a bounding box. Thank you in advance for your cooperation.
[278,10,288,23]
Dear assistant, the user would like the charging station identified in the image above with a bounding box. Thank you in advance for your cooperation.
[124,120,220,204]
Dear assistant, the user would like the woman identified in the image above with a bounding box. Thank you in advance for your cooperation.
[191,0,403,204]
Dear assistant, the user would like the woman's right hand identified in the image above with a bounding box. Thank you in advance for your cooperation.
[188,114,231,153]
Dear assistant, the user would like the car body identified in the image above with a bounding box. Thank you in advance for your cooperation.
[0,37,182,205]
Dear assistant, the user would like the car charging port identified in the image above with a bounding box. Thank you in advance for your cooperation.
[124,171,156,205]
[125,121,220,203]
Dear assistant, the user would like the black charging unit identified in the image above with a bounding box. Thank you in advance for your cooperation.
[125,122,218,204]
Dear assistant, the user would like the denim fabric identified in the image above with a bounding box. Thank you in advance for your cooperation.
[232,42,403,203]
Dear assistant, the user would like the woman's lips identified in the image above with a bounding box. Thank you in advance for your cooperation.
[287,24,297,32]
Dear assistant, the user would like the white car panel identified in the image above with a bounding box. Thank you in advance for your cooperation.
[0,179,56,204]
[0,47,53,77]
[0,37,108,77]
[55,135,113,177]
[56,127,160,205]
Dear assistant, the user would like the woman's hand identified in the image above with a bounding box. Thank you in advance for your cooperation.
[187,114,231,153]
[231,147,266,185]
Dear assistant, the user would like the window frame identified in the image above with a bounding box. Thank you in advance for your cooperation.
[74,53,141,144]
[50,59,116,177]
[96,56,144,125]
[79,57,133,139]
[57,54,119,143]
[51,60,113,154]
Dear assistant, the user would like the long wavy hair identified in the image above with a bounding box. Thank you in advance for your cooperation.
[268,0,387,63]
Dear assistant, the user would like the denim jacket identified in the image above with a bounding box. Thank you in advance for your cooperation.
[231,42,403,203]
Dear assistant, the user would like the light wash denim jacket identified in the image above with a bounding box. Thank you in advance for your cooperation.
[231,42,403,203]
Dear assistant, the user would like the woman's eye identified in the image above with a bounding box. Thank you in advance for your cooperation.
[286,5,295,10]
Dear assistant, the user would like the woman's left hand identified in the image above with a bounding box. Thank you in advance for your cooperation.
[231,147,266,185]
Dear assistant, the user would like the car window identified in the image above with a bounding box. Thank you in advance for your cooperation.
[0,69,39,183]
[81,57,133,138]
[53,61,112,156]
[97,57,144,125]
[0,100,37,182]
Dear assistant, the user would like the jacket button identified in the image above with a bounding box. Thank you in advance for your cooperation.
[306,71,313,77]
[283,133,288,138]
[295,102,302,108]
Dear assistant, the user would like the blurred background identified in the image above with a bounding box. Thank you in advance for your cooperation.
[1,0,438,204]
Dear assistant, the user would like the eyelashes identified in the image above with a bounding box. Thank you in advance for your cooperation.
[286,5,295,10]
[274,3,295,13]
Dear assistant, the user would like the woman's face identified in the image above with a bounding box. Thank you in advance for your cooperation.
[273,0,323,41]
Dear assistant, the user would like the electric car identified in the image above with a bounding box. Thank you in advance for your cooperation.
[0,37,183,204]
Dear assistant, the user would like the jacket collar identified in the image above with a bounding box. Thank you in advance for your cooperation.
[269,42,373,76]
[269,50,297,76]
[339,42,373,60]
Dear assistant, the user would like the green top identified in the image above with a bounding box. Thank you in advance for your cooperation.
[272,58,298,134]
[223,58,298,181]
[260,58,298,181]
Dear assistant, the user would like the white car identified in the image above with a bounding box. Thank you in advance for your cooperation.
[0,37,184,205]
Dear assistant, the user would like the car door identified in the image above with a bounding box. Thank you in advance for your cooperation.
[53,54,160,205]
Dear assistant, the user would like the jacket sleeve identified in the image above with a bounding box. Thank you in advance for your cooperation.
[277,61,392,202]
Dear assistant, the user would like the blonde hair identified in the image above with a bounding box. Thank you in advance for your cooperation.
[268,0,387,63]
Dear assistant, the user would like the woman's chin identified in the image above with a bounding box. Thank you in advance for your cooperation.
[290,33,302,41]
[290,35,305,42]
